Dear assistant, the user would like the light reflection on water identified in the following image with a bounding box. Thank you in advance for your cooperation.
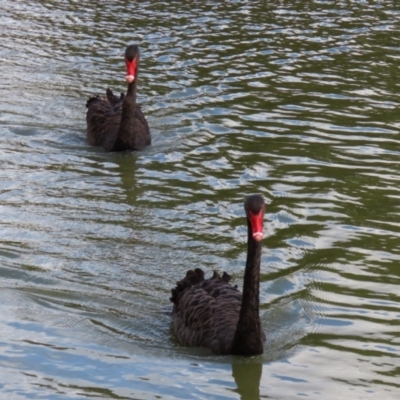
[1,0,400,398]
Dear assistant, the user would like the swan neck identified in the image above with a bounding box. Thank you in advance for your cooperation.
[126,78,137,102]
[231,220,263,355]
[115,78,137,144]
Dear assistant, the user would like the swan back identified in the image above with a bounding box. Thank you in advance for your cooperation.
[171,268,243,355]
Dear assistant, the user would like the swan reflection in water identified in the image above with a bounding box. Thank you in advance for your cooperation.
[232,360,263,400]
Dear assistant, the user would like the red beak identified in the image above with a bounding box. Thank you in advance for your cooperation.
[125,57,137,83]
[249,209,264,241]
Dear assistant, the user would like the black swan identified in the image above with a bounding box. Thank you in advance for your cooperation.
[170,194,265,356]
[86,45,151,152]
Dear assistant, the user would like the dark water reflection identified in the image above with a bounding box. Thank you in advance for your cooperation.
[1,0,400,399]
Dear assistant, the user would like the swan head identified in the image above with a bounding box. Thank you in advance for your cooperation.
[245,195,265,241]
[125,44,140,84]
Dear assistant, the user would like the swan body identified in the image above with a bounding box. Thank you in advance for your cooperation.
[86,45,151,152]
[170,195,265,356]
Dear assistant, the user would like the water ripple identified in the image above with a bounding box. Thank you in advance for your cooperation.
[1,0,400,398]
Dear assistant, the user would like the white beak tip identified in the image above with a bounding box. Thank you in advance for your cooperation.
[252,232,264,242]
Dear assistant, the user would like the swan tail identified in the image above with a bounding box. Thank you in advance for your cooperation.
[86,95,101,108]
[106,88,125,107]
[170,268,231,306]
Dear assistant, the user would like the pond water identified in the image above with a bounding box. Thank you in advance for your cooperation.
[1,1,400,399]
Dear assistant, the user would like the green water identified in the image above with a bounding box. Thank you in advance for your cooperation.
[0,1,399,399]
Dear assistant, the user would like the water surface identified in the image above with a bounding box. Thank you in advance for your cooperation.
[1,1,400,399]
